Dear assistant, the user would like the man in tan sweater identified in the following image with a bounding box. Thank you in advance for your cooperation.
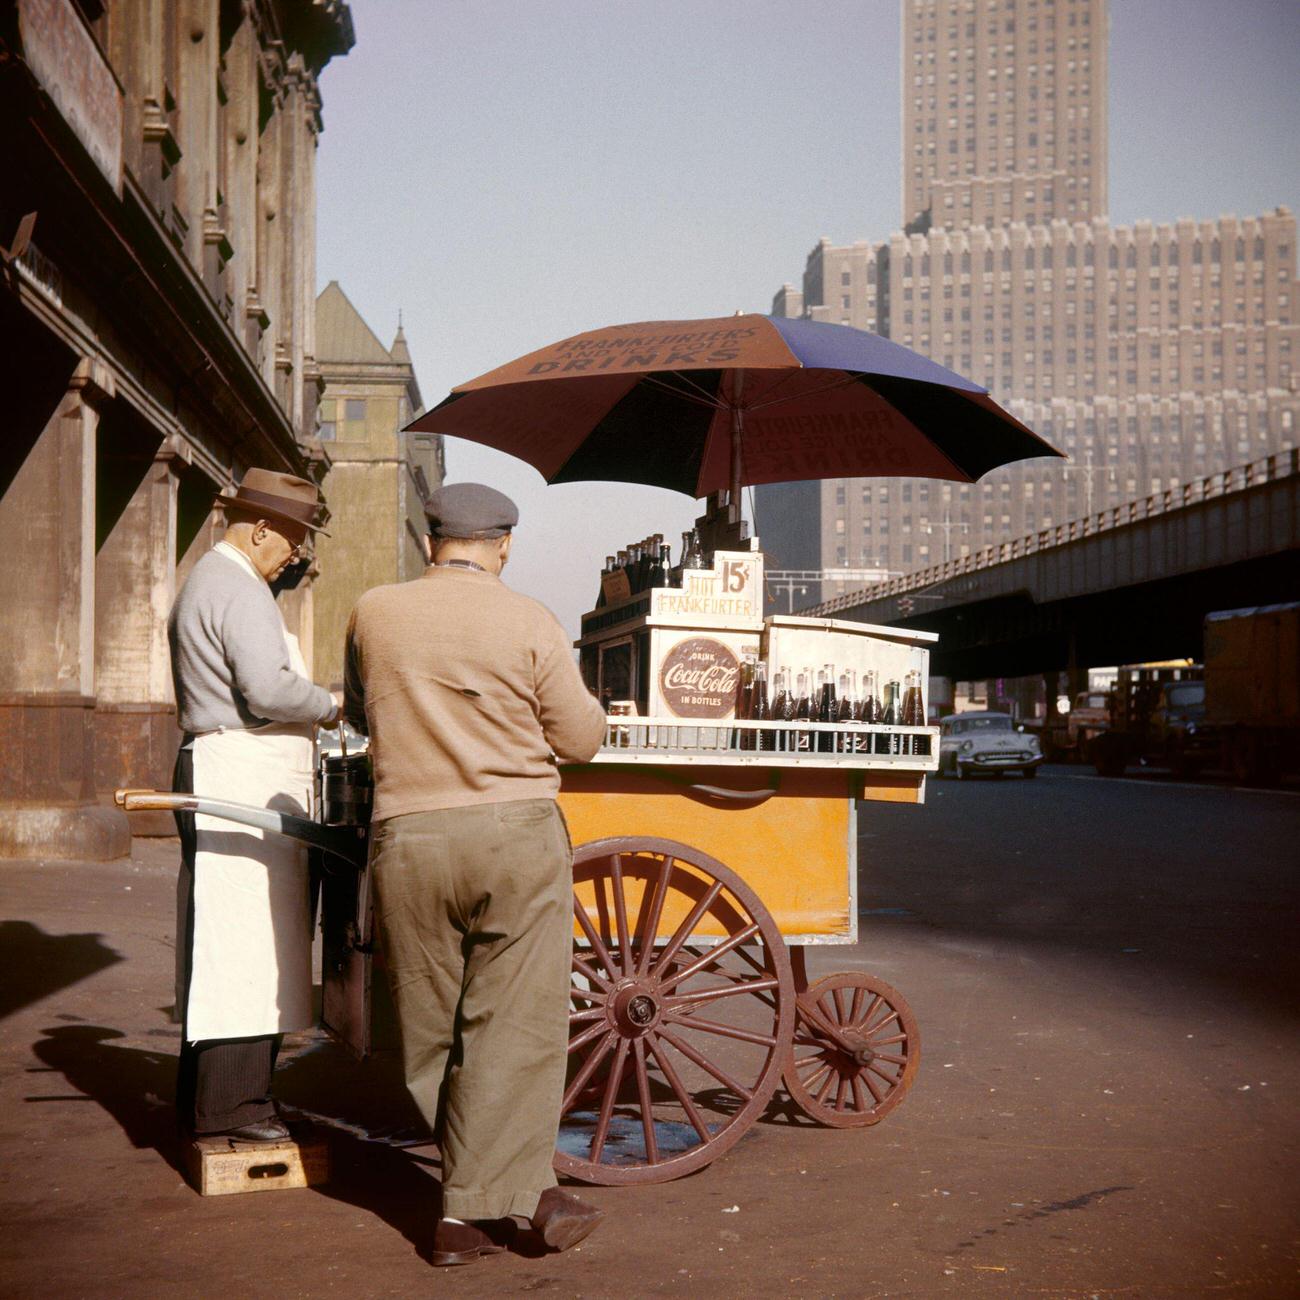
[344,483,607,1268]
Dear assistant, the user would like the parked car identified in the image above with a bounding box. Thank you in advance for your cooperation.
[938,711,1043,779]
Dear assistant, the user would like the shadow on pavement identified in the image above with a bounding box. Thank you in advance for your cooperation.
[29,1024,185,1174]
[0,922,123,1020]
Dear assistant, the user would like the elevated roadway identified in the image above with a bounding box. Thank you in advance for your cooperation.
[802,451,1300,679]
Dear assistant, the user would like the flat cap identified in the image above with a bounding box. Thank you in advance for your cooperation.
[425,482,519,538]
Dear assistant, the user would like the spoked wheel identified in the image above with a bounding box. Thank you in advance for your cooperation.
[782,972,920,1128]
[557,837,795,1185]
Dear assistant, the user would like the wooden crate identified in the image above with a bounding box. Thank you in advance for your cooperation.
[186,1133,329,1197]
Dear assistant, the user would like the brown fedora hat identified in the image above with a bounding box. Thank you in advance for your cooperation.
[215,468,330,536]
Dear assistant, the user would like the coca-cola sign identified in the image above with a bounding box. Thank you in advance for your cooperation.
[658,637,741,719]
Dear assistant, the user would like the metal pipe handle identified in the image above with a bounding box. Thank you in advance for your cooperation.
[114,788,368,869]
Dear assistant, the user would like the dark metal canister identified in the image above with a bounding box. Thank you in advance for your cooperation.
[319,753,373,828]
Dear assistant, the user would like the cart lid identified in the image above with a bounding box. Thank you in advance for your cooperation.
[764,614,939,646]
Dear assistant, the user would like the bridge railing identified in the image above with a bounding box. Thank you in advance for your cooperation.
[805,448,1300,617]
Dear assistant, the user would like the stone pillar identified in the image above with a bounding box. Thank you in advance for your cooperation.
[0,360,131,860]
[93,453,181,835]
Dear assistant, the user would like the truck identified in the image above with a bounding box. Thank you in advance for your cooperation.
[1088,605,1300,784]
[1058,689,1111,761]
[1202,603,1300,785]
[1087,663,1210,779]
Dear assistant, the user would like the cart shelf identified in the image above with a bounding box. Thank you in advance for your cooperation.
[590,716,939,772]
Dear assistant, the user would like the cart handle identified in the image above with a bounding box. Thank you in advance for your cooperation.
[590,767,781,807]
[113,788,368,869]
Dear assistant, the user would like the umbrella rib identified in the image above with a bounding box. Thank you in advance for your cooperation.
[736,366,809,411]
[744,374,863,413]
[667,370,728,406]
[640,373,726,411]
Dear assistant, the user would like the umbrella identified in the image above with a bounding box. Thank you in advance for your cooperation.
[408,313,1061,500]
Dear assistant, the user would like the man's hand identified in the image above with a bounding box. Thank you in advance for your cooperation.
[322,689,345,728]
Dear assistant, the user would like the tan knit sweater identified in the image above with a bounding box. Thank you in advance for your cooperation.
[343,565,607,822]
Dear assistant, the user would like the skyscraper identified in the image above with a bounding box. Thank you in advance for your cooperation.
[759,0,1297,605]
[903,0,1107,231]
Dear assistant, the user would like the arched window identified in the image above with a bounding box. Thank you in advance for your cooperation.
[1025,246,1035,270]
[1125,245,1136,268]
[1108,245,1118,269]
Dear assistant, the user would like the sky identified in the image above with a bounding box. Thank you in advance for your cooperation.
[315,0,1299,635]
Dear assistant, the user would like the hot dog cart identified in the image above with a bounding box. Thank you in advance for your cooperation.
[553,538,937,1184]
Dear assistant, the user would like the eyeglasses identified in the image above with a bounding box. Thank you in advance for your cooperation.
[274,529,309,562]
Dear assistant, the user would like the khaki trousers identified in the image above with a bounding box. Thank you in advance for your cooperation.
[370,799,572,1221]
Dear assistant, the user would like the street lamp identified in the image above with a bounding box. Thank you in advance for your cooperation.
[924,508,969,563]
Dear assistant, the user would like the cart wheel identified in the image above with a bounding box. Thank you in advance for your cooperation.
[782,972,920,1129]
[557,836,795,1185]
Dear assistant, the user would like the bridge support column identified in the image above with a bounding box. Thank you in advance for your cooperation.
[1043,671,1062,724]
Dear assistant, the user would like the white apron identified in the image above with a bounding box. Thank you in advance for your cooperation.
[177,546,317,1042]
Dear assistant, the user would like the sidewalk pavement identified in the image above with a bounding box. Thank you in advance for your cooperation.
[1,826,1295,1298]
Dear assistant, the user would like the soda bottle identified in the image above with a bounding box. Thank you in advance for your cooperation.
[635,538,653,591]
[817,664,837,753]
[682,528,707,571]
[859,669,881,754]
[647,539,667,589]
[884,679,902,754]
[752,660,774,751]
[596,555,613,608]
[794,668,813,752]
[737,653,757,750]
[901,669,926,755]
[771,668,792,753]
[836,669,858,754]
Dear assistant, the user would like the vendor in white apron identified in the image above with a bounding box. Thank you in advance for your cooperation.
[167,468,339,1142]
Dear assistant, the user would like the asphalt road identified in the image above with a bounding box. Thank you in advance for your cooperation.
[1,767,1296,1297]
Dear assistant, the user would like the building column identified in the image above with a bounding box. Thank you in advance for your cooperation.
[93,452,182,835]
[0,360,130,860]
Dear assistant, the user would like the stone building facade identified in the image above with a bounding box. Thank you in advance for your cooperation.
[312,282,444,691]
[0,0,353,857]
[760,0,1298,604]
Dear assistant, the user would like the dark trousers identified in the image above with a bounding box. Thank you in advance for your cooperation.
[174,747,282,1134]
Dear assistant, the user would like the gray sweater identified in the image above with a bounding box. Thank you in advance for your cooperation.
[168,546,334,735]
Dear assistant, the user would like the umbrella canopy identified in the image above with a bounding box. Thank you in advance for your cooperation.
[409,314,1061,498]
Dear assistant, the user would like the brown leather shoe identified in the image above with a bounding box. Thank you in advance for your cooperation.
[428,1218,513,1267]
[530,1187,605,1252]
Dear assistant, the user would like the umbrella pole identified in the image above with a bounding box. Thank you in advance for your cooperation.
[698,373,749,556]
[729,374,744,514]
